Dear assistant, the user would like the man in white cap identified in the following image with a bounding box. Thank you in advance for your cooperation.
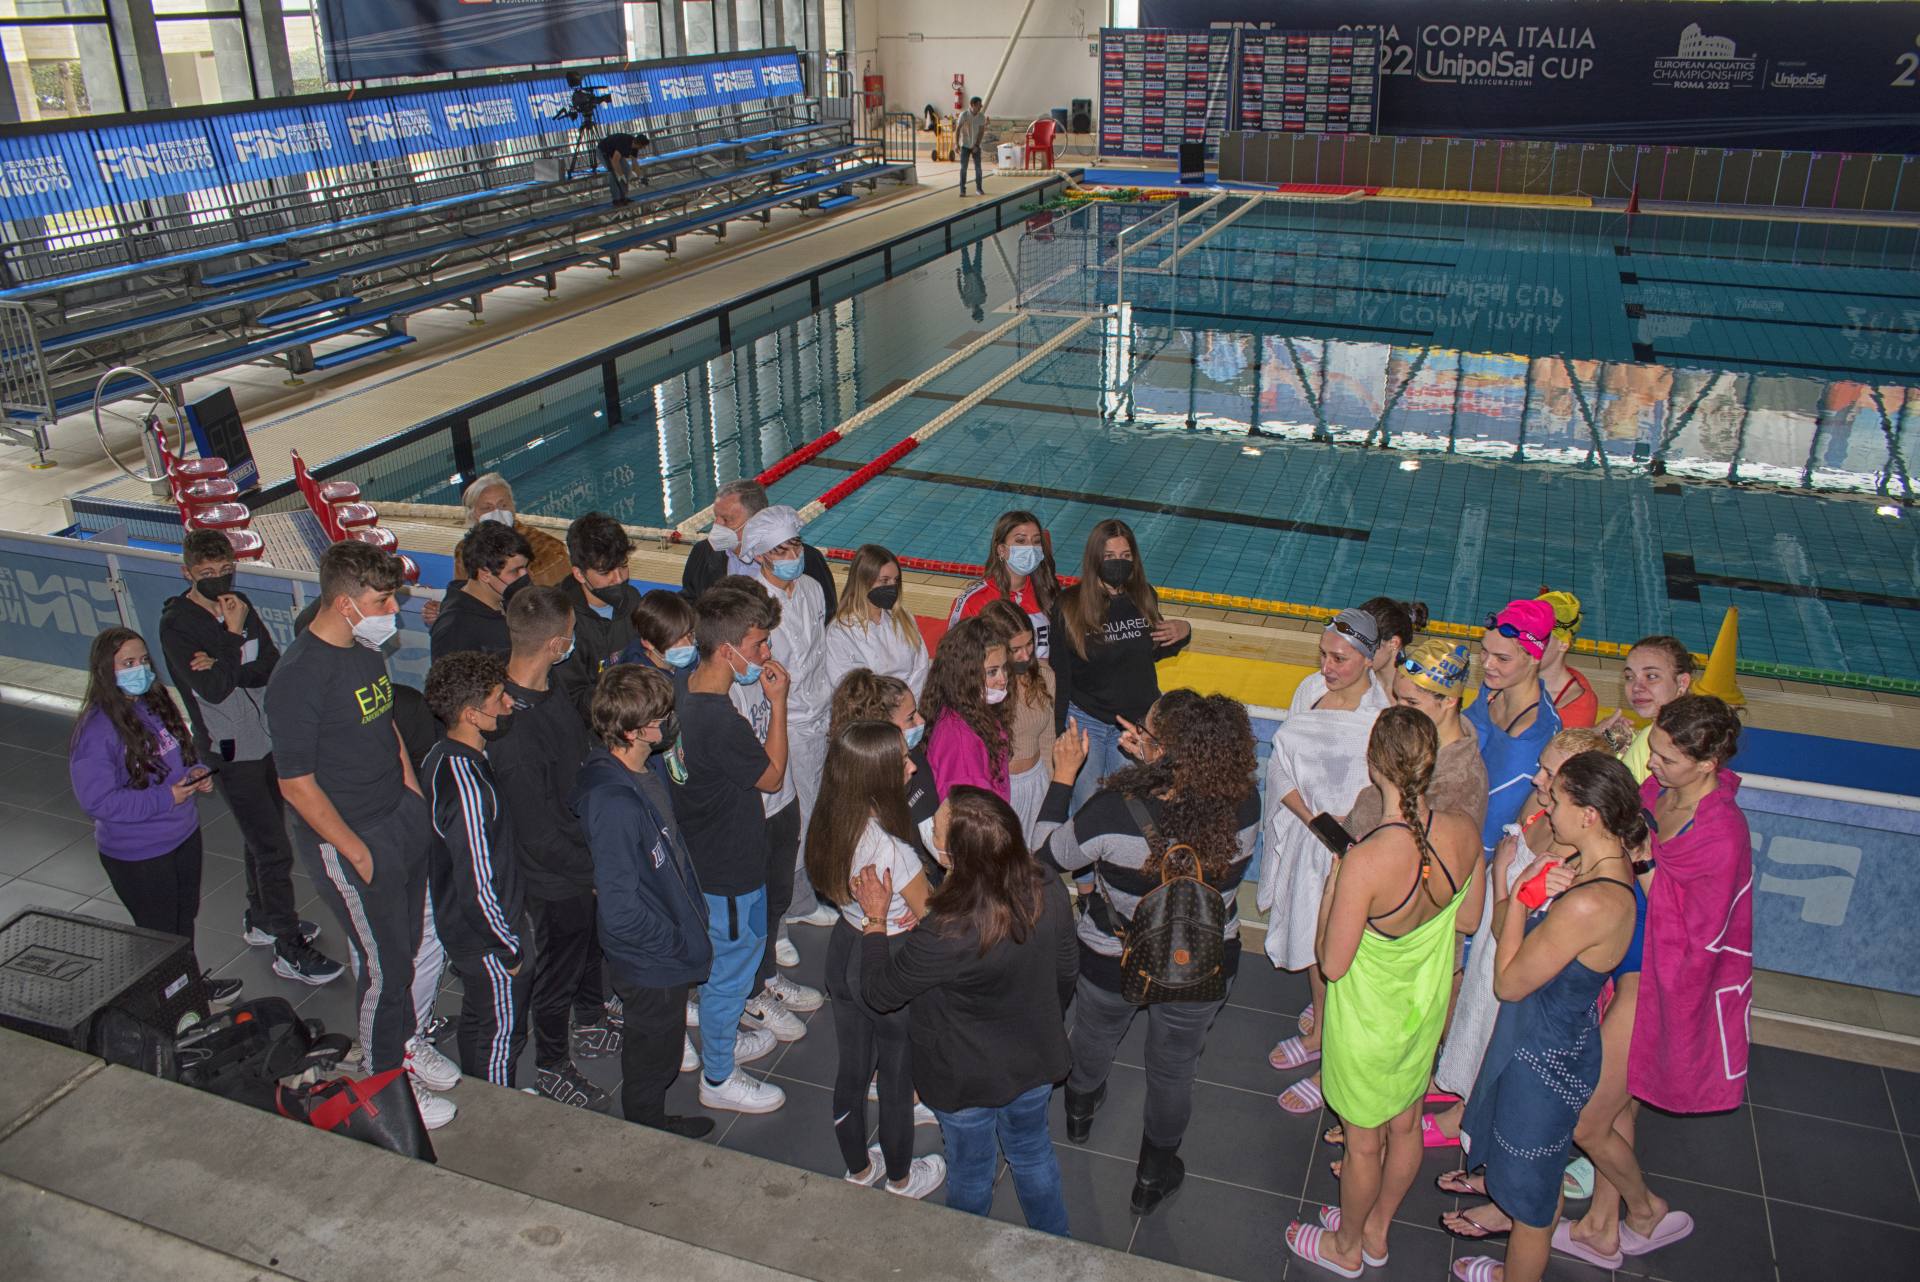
[734,506,830,1034]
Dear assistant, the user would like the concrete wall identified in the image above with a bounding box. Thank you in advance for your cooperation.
[869,0,1101,130]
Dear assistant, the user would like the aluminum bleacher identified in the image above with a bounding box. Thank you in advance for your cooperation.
[0,47,915,459]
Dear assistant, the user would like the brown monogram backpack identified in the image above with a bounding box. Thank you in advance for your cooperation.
[1096,795,1230,1005]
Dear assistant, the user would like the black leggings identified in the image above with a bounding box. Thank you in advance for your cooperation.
[100,830,204,939]
[826,920,914,1181]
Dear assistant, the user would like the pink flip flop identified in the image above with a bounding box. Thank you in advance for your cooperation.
[1285,1221,1362,1279]
[1269,1035,1321,1071]
[1298,1002,1316,1035]
[1315,1206,1388,1267]
[1619,1210,1695,1255]
[1421,1113,1461,1149]
[1451,1257,1501,1282]
[1552,1218,1625,1269]
[1278,1076,1324,1115]
[1425,1090,1460,1105]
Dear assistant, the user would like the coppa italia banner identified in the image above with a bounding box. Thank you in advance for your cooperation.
[319,0,624,81]
[1137,0,1920,153]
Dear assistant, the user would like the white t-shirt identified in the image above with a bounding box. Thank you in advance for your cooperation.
[839,817,923,936]
[727,674,797,816]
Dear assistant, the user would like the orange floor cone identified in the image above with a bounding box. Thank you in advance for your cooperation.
[1695,607,1744,707]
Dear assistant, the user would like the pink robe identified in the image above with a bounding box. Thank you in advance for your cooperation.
[1629,771,1753,1114]
[927,710,1009,801]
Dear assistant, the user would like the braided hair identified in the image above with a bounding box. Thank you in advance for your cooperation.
[1366,706,1440,890]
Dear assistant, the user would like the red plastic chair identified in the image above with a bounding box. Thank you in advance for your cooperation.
[149,418,228,484]
[221,529,267,561]
[346,526,398,553]
[1023,119,1057,169]
[184,502,254,532]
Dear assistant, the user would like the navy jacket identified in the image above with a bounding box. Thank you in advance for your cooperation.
[572,745,712,989]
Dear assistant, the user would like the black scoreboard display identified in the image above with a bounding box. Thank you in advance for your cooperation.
[1238,30,1380,136]
[1099,27,1234,160]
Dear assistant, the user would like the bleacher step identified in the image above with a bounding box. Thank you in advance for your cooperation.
[818,193,859,209]
[310,332,416,370]
[255,296,360,327]
[201,259,308,287]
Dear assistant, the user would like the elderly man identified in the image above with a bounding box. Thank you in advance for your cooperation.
[680,479,836,620]
[455,473,570,587]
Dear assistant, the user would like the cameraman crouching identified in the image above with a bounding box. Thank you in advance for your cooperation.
[599,132,651,206]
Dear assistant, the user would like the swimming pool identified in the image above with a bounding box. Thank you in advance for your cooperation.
[379,195,1920,682]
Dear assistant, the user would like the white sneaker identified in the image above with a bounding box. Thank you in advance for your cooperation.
[914,1101,937,1127]
[686,993,700,1027]
[784,903,839,928]
[885,1154,947,1200]
[774,936,800,968]
[764,973,823,1013]
[733,1026,778,1065]
[404,1035,460,1092]
[699,1068,786,1114]
[680,1035,698,1073]
[411,1080,457,1130]
[742,992,807,1042]
[867,1076,879,1102]
[845,1142,885,1186]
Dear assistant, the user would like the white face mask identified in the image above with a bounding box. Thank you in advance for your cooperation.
[476,508,515,527]
[707,523,740,553]
[348,601,399,650]
[984,684,1008,705]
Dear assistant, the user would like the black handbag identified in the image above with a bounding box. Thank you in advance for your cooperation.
[1095,795,1230,1005]
[277,1068,436,1163]
[176,997,351,1111]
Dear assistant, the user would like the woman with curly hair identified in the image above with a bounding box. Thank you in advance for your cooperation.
[1033,689,1259,1218]
[922,616,1013,801]
[68,627,222,946]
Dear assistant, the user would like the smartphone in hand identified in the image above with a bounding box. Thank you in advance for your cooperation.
[1309,812,1355,856]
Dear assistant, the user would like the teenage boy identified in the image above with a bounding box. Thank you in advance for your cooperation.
[555,512,642,722]
[421,650,530,1089]
[159,531,342,986]
[576,664,713,1136]
[739,507,838,983]
[267,542,454,1128]
[430,520,531,662]
[489,585,612,1110]
[668,579,793,1114]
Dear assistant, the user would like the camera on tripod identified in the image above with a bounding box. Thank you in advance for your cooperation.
[552,70,613,124]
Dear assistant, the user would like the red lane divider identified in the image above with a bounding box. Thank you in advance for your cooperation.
[756,428,844,488]
[815,436,919,510]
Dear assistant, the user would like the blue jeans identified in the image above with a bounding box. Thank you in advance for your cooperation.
[958,145,983,192]
[1067,705,1127,813]
[699,886,767,1082]
[933,1083,1069,1236]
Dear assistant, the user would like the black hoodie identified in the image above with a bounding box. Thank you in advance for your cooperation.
[158,589,279,759]
[554,575,643,722]
[489,677,594,901]
[429,585,511,663]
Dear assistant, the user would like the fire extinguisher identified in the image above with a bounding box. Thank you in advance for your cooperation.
[862,60,883,111]
[953,75,966,113]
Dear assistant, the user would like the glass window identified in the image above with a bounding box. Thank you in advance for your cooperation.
[683,1,715,56]
[625,2,663,61]
[281,0,326,95]
[0,18,124,122]
[734,0,761,51]
[154,15,256,105]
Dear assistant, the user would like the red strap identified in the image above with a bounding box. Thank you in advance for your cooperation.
[305,1068,405,1131]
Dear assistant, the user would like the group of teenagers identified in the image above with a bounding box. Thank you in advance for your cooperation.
[64,474,1754,1279]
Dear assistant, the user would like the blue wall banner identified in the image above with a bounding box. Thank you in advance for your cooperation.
[0,50,807,225]
[1136,1,1920,153]
[319,0,625,82]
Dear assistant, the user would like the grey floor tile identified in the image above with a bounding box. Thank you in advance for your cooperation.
[0,708,80,754]
[1754,1107,1920,1227]
[1167,1076,1321,1196]
[1748,1043,1896,1129]
[24,837,111,896]
[0,806,96,875]
[1639,1102,1764,1196]
[1223,958,1311,1019]
[1302,1124,1474,1233]
[761,1004,838,1090]
[1608,1178,1774,1282]
[75,894,133,926]
[1047,1060,1151,1161]
[986,1140,1137,1253]
[0,751,80,814]
[1190,999,1306,1096]
[0,877,88,919]
[1891,1070,1920,1136]
[1128,1171,1299,1282]
[713,1075,847,1179]
[192,926,250,975]
[1768,1201,1920,1282]
[198,812,247,859]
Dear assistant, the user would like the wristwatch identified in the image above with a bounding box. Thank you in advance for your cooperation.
[862,913,886,931]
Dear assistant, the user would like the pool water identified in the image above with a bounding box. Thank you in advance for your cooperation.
[392,196,1920,682]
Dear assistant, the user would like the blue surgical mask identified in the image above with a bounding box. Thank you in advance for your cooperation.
[554,639,576,665]
[663,643,698,669]
[728,645,763,686]
[115,664,155,697]
[904,722,926,750]
[1006,544,1044,576]
[589,602,615,620]
[770,556,805,583]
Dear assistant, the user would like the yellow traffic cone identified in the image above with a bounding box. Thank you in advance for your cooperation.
[1694,607,1744,707]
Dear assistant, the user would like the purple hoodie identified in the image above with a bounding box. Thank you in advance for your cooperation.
[69,702,200,861]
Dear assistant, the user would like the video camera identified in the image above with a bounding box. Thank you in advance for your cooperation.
[552,70,613,125]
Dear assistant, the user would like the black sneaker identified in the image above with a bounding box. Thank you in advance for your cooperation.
[535,1062,608,1111]
[572,1016,622,1059]
[242,912,321,948]
[204,974,243,1006]
[272,935,346,987]
[650,1114,715,1139]
[420,1013,453,1044]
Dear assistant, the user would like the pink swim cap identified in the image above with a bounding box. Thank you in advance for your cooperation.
[1487,599,1556,660]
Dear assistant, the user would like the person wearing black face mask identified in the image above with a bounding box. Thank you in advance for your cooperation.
[160,531,344,985]
[825,545,930,699]
[421,650,531,1087]
[1051,519,1193,813]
